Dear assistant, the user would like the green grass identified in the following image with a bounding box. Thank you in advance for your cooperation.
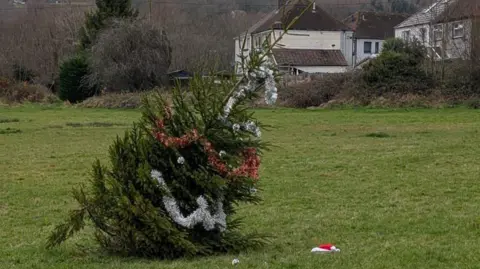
[0,117,20,123]
[1,105,480,268]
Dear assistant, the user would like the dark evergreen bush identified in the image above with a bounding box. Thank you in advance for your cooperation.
[58,55,98,103]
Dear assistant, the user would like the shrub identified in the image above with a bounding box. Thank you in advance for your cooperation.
[464,98,480,109]
[86,19,171,92]
[361,50,432,95]
[76,90,171,109]
[0,82,59,104]
[0,77,10,89]
[58,54,99,103]
[443,61,480,97]
[279,73,357,108]
[382,38,426,62]
[12,64,36,83]
[382,38,407,53]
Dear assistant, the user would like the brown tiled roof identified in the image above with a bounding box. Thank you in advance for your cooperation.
[247,0,351,34]
[272,49,348,66]
[435,0,480,23]
[344,11,408,40]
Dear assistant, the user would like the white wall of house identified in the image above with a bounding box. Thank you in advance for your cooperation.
[234,29,355,74]
[270,30,342,49]
[270,30,354,66]
[395,24,432,46]
[294,66,347,73]
[394,19,473,60]
[433,19,472,59]
[355,39,383,64]
[234,35,252,73]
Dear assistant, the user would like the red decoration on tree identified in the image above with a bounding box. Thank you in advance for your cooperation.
[232,148,260,180]
[154,120,199,148]
[153,116,260,181]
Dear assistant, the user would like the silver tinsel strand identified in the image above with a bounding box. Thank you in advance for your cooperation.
[151,170,227,232]
[221,50,277,138]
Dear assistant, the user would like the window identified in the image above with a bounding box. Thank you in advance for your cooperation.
[452,23,464,38]
[364,41,372,54]
[402,30,410,42]
[433,25,443,41]
[375,42,380,54]
[420,28,427,43]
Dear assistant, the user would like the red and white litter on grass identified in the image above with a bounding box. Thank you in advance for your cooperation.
[311,244,341,253]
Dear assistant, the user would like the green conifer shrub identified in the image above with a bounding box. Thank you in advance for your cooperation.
[58,54,99,103]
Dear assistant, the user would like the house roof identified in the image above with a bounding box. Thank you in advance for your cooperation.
[272,48,348,66]
[434,0,480,23]
[246,0,351,35]
[344,12,408,39]
[395,0,455,28]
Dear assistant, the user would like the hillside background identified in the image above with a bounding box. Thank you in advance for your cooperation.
[0,0,434,83]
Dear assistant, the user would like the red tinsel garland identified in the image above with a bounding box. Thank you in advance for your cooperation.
[153,118,260,180]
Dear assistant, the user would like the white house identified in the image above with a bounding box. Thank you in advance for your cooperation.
[394,0,453,58]
[234,0,354,75]
[430,0,479,60]
[395,0,480,60]
[344,11,408,66]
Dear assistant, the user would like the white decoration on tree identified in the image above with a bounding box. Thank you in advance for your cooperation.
[232,123,240,132]
[264,75,278,105]
[221,51,277,138]
[242,120,261,138]
[177,156,185,165]
[151,170,227,232]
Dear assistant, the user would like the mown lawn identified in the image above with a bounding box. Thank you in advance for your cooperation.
[1,105,479,269]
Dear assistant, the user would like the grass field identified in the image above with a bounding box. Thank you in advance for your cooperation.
[1,105,480,269]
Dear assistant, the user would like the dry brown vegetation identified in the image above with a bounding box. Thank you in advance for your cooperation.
[0,79,59,104]
[75,91,154,109]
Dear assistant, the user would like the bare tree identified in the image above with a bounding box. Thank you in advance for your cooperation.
[0,5,86,84]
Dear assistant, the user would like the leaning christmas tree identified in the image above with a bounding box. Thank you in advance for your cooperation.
[47,47,278,259]
[46,2,311,258]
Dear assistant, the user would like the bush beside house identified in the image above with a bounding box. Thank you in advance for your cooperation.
[281,38,480,108]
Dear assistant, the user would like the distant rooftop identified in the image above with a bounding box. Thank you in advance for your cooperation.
[273,48,348,67]
[395,0,455,28]
[245,0,351,35]
[344,11,408,39]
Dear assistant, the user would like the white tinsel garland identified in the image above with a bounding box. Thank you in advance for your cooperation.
[151,170,227,232]
[221,51,277,138]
